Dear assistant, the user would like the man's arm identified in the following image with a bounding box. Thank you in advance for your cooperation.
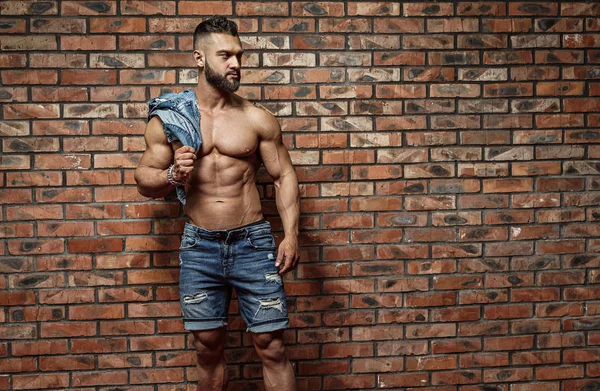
[258,110,300,275]
[134,116,196,198]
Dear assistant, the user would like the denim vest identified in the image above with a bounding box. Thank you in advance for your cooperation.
[148,89,202,205]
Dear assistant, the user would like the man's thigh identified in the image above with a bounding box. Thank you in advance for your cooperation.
[230,231,289,333]
[180,229,231,331]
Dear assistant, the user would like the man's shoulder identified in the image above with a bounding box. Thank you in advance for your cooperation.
[241,100,280,139]
[242,99,274,122]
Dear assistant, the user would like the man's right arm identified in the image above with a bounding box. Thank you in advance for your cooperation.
[134,116,195,198]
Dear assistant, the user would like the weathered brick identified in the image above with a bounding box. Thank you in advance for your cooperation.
[482,18,532,32]
[119,35,175,50]
[31,17,86,33]
[12,373,69,390]
[404,34,453,49]
[294,35,344,50]
[0,35,57,51]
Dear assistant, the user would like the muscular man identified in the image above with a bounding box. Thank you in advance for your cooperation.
[134,16,299,391]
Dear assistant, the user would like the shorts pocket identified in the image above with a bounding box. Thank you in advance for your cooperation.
[247,232,275,250]
[180,235,198,250]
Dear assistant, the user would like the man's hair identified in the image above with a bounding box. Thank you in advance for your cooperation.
[193,16,239,49]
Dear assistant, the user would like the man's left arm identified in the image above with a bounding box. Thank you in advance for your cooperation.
[258,111,300,275]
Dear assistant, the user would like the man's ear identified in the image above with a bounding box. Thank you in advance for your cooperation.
[193,50,204,68]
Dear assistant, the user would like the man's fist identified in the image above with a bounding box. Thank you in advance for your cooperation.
[172,146,196,183]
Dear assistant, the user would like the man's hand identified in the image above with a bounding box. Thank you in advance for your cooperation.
[275,237,299,275]
[172,146,196,183]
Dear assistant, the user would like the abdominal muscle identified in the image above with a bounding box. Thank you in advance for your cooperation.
[182,151,264,230]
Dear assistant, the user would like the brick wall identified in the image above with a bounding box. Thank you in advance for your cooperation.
[1,1,599,390]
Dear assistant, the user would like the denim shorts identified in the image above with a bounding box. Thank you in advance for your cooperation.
[179,219,289,333]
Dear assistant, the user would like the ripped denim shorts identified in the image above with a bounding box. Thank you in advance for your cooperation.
[179,220,289,333]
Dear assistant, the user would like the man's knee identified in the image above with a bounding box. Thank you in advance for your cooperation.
[253,331,287,364]
[192,328,226,364]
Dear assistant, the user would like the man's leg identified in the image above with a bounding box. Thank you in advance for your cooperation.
[192,327,228,391]
[252,329,296,391]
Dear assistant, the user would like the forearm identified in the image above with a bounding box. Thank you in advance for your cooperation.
[134,165,175,199]
[274,171,300,239]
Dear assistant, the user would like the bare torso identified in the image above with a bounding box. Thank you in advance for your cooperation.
[174,97,264,230]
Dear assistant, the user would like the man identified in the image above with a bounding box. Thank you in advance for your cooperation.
[134,16,299,391]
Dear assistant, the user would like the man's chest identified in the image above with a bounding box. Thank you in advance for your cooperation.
[199,115,259,158]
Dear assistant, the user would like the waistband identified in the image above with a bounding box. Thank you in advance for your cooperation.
[183,219,270,243]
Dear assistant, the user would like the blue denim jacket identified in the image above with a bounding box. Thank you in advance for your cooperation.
[148,89,202,204]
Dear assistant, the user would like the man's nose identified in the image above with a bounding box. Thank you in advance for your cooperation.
[230,57,240,70]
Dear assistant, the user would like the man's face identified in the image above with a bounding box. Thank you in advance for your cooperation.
[202,33,243,93]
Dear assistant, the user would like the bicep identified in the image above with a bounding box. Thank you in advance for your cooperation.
[259,131,294,181]
[138,116,173,170]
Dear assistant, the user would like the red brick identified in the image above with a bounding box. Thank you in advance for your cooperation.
[68,271,124,288]
[97,352,153,369]
[322,374,374,390]
[485,335,534,351]
[290,2,343,16]
[298,360,348,376]
[40,321,96,338]
[40,355,94,371]
[61,35,116,50]
[511,288,560,302]
[564,286,600,301]
[537,302,584,318]
[0,357,37,373]
[482,18,531,33]
[434,274,482,289]
[323,310,375,327]
[12,374,69,390]
[0,221,33,239]
[460,352,509,368]
[459,227,508,241]
[484,304,532,319]
[0,53,27,68]
[536,365,584,380]
[89,17,145,33]
[290,35,343,51]
[431,306,480,323]
[61,70,117,85]
[12,340,68,356]
[431,369,481,385]
[130,368,184,384]
[130,335,186,351]
[511,319,561,334]
[10,306,65,323]
[4,104,60,120]
[8,239,64,255]
[72,371,128,387]
[1,70,58,85]
[352,357,404,374]
[483,367,532,383]
[100,320,154,336]
[432,243,482,258]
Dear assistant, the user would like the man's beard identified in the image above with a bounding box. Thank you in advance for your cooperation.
[204,59,240,93]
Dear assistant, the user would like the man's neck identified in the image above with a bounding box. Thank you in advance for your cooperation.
[194,78,232,113]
